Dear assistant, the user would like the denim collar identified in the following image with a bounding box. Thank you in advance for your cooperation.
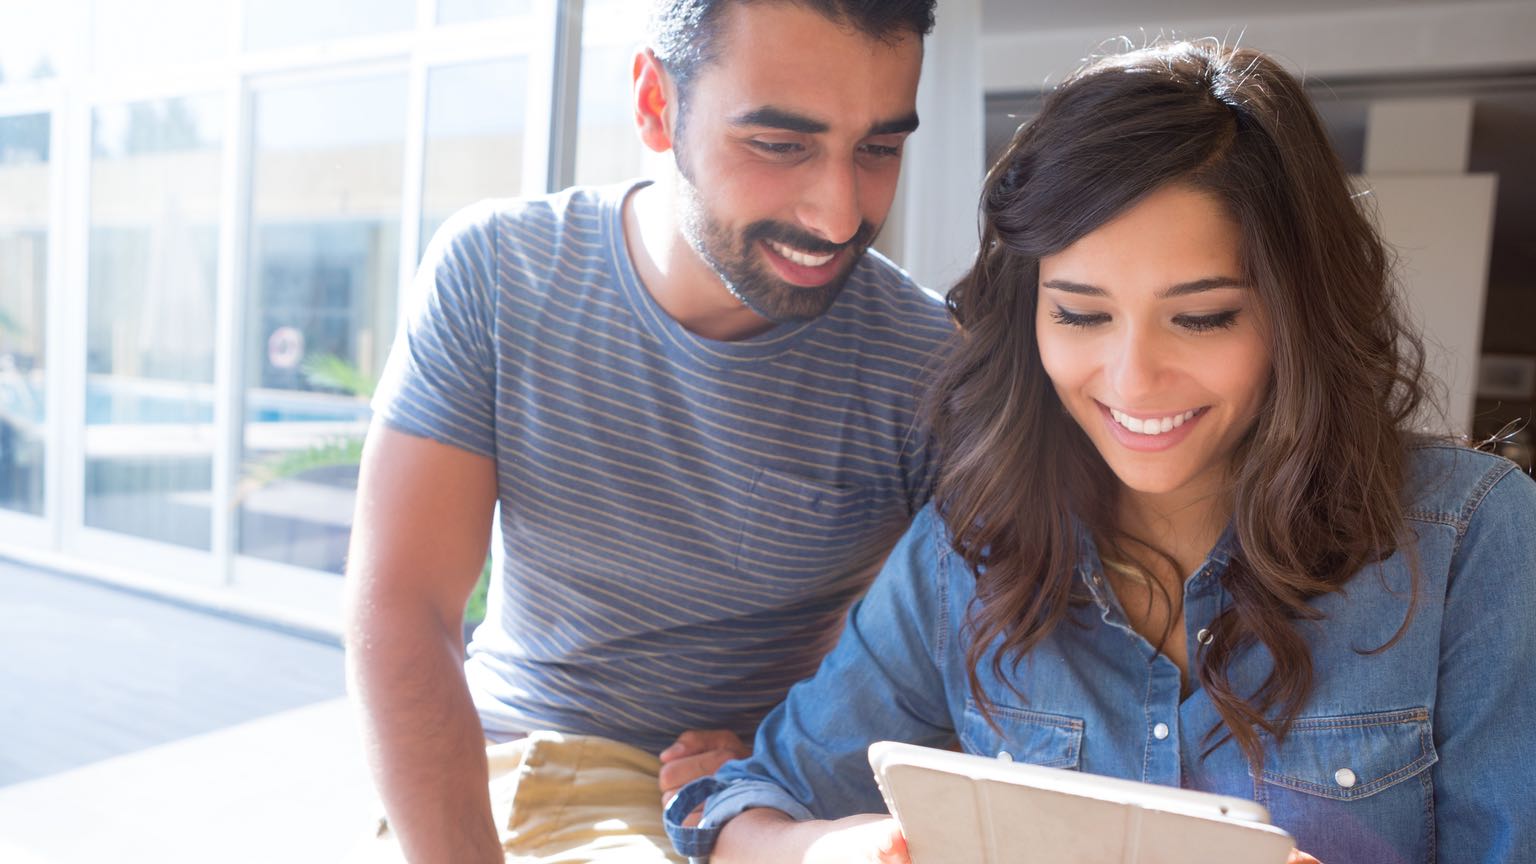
[1075,518,1240,608]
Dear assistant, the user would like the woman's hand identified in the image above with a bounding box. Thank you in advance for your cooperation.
[714,810,908,864]
[801,814,910,864]
[1288,850,1323,864]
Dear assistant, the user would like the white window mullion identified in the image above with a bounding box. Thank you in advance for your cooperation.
[545,0,584,193]
[210,73,251,586]
[522,0,559,196]
[55,69,92,555]
[397,41,430,303]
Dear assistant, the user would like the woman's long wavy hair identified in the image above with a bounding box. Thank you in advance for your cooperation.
[928,41,1428,768]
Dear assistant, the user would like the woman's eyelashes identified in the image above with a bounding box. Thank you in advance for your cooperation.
[1048,306,1241,332]
[1172,310,1240,332]
[1049,307,1110,328]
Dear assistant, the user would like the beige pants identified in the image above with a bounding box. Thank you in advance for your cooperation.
[357,732,685,863]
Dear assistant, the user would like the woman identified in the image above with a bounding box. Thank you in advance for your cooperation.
[664,40,1536,864]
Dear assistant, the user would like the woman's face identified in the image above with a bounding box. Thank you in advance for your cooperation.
[1035,183,1272,506]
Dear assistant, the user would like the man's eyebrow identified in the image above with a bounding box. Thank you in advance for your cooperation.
[868,112,920,137]
[1040,277,1247,298]
[731,107,828,134]
[729,107,921,138]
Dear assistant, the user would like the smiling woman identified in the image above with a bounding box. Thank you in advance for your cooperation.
[667,39,1536,864]
[1036,184,1270,510]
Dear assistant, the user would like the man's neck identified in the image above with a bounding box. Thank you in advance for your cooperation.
[621,179,778,342]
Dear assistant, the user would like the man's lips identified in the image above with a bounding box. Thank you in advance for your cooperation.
[765,239,836,268]
[759,239,846,287]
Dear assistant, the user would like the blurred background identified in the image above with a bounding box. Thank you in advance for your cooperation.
[0,0,1531,860]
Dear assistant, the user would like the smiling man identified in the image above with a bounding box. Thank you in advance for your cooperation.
[344,1,950,862]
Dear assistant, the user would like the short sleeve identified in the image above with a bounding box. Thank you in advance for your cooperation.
[371,202,500,458]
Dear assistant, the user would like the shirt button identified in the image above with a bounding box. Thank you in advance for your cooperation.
[1196,628,1214,645]
[1334,768,1357,788]
[996,750,1013,762]
[1152,722,1170,740]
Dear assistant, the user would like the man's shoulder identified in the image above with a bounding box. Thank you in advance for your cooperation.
[430,183,623,249]
[850,247,942,301]
[419,182,636,297]
[835,249,954,344]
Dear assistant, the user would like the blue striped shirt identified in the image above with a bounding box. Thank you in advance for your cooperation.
[372,181,955,753]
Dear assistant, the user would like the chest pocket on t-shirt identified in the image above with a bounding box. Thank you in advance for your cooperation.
[732,468,878,589]
[958,699,1084,769]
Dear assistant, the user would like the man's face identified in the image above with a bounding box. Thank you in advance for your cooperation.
[670,2,923,323]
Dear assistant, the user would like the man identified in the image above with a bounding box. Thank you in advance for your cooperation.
[345,0,948,860]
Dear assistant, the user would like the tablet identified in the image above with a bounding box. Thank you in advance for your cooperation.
[868,740,1295,864]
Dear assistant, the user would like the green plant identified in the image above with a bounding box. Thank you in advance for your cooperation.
[464,555,492,627]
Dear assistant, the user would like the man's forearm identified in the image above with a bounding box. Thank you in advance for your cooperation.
[348,602,503,863]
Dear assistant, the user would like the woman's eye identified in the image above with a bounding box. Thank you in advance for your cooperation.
[1050,307,1109,328]
[1174,310,1240,333]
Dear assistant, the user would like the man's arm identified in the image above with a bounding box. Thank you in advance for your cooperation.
[344,422,502,863]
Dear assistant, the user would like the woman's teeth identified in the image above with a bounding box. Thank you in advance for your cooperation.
[767,240,835,268]
[1110,407,1200,435]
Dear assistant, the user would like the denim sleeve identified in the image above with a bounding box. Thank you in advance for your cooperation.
[1433,465,1536,862]
[665,505,957,858]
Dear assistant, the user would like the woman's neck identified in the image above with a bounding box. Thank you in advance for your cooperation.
[1115,481,1232,581]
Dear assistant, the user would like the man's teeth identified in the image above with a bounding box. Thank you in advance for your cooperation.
[767,240,835,268]
[1110,407,1200,435]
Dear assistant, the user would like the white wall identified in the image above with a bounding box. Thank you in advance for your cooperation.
[1362,174,1498,435]
[889,0,984,296]
[981,0,1536,91]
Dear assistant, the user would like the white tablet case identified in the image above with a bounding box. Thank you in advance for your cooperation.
[869,740,1295,864]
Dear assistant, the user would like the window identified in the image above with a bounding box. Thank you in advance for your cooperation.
[0,3,68,81]
[244,0,415,52]
[0,0,601,621]
[0,113,50,516]
[85,96,224,548]
[438,0,532,25]
[422,58,529,249]
[240,73,408,573]
[574,0,649,186]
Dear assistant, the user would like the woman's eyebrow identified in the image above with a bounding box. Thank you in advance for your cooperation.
[1158,276,1248,298]
[1040,277,1247,298]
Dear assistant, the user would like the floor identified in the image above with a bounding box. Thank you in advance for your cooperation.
[0,558,378,862]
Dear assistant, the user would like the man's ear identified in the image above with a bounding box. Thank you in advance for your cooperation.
[633,48,675,153]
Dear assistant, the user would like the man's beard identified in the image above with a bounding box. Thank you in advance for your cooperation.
[676,179,877,325]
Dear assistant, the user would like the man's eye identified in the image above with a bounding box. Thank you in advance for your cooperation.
[860,143,902,158]
[1174,311,1240,333]
[1050,307,1109,328]
[750,140,801,155]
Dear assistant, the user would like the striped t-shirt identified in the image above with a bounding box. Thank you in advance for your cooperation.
[372,181,955,753]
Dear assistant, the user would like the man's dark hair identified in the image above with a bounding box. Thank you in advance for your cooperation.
[648,0,936,108]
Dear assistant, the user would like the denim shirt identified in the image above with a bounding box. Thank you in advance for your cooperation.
[665,445,1536,863]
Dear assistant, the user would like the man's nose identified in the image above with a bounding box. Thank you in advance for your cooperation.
[793,158,862,245]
